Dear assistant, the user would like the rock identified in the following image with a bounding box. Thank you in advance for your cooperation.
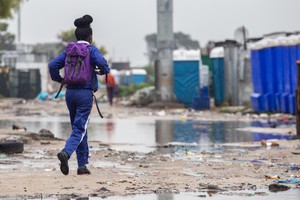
[38,129,54,138]
[259,113,269,119]
[12,123,27,131]
[255,192,268,196]
[269,184,290,192]
[98,187,110,192]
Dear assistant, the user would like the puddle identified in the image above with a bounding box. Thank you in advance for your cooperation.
[0,118,296,153]
[99,189,300,200]
[5,189,300,200]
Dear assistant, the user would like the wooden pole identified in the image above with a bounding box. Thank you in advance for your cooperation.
[296,61,300,139]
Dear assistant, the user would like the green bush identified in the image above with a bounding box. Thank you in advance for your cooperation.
[117,83,152,98]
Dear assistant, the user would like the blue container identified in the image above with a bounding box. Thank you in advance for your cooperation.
[282,46,292,94]
[174,60,200,106]
[263,47,276,111]
[274,46,285,111]
[281,93,290,113]
[132,74,146,85]
[251,50,263,93]
[297,44,300,59]
[289,94,295,114]
[251,93,266,112]
[192,96,210,110]
[211,58,224,106]
[250,49,269,112]
[290,45,298,93]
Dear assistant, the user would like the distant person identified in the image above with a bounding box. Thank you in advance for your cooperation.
[102,73,116,106]
[48,14,110,175]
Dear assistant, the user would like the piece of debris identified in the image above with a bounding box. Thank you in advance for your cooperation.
[0,141,24,154]
[38,129,54,139]
[261,140,279,147]
[265,175,280,180]
[269,184,290,192]
[40,141,51,145]
[278,178,300,184]
[292,151,300,155]
[12,123,27,131]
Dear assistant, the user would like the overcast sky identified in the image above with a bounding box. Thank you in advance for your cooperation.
[6,0,300,66]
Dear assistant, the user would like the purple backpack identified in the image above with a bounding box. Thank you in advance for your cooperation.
[64,42,93,85]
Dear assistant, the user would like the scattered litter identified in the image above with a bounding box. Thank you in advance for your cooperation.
[251,158,267,164]
[44,168,55,172]
[186,151,194,157]
[40,141,51,145]
[292,151,300,155]
[290,164,299,171]
[278,178,300,184]
[265,175,280,180]
[261,140,279,147]
[156,110,166,116]
[179,115,186,121]
[0,154,6,159]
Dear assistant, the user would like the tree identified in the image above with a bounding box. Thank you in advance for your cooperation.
[0,0,25,50]
[0,22,16,50]
[174,32,200,50]
[145,32,200,66]
[57,28,108,55]
[0,0,24,19]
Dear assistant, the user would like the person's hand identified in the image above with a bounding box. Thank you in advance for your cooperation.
[95,70,103,75]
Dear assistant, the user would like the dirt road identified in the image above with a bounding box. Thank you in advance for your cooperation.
[0,99,299,199]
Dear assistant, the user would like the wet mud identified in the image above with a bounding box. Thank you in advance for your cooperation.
[0,100,299,199]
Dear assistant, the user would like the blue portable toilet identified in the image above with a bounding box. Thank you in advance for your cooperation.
[131,69,147,85]
[118,70,130,86]
[249,39,269,112]
[192,64,210,110]
[209,46,225,107]
[173,49,201,107]
[262,38,277,112]
[273,40,285,112]
[250,38,281,112]
[119,69,147,86]
[287,35,300,114]
[249,34,300,114]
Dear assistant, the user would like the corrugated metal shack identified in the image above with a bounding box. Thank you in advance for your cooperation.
[209,40,252,107]
[0,49,48,99]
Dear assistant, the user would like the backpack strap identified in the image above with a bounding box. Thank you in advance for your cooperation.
[75,56,83,75]
[54,80,65,99]
[93,94,104,118]
[67,55,72,75]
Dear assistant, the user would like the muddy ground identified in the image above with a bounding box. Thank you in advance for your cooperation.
[0,99,299,199]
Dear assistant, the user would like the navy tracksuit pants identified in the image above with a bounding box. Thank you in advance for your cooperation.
[63,89,93,167]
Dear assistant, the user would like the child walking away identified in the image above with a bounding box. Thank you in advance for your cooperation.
[48,15,110,175]
[102,73,116,106]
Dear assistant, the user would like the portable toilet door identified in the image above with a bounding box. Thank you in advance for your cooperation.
[210,46,225,107]
[131,69,147,85]
[173,49,201,107]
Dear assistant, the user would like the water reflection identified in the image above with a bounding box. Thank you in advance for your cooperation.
[0,117,296,153]
[100,189,300,200]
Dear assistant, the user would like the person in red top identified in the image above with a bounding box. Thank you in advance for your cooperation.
[103,73,116,106]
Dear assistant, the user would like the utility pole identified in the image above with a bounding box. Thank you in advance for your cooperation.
[156,0,174,102]
[17,5,21,43]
